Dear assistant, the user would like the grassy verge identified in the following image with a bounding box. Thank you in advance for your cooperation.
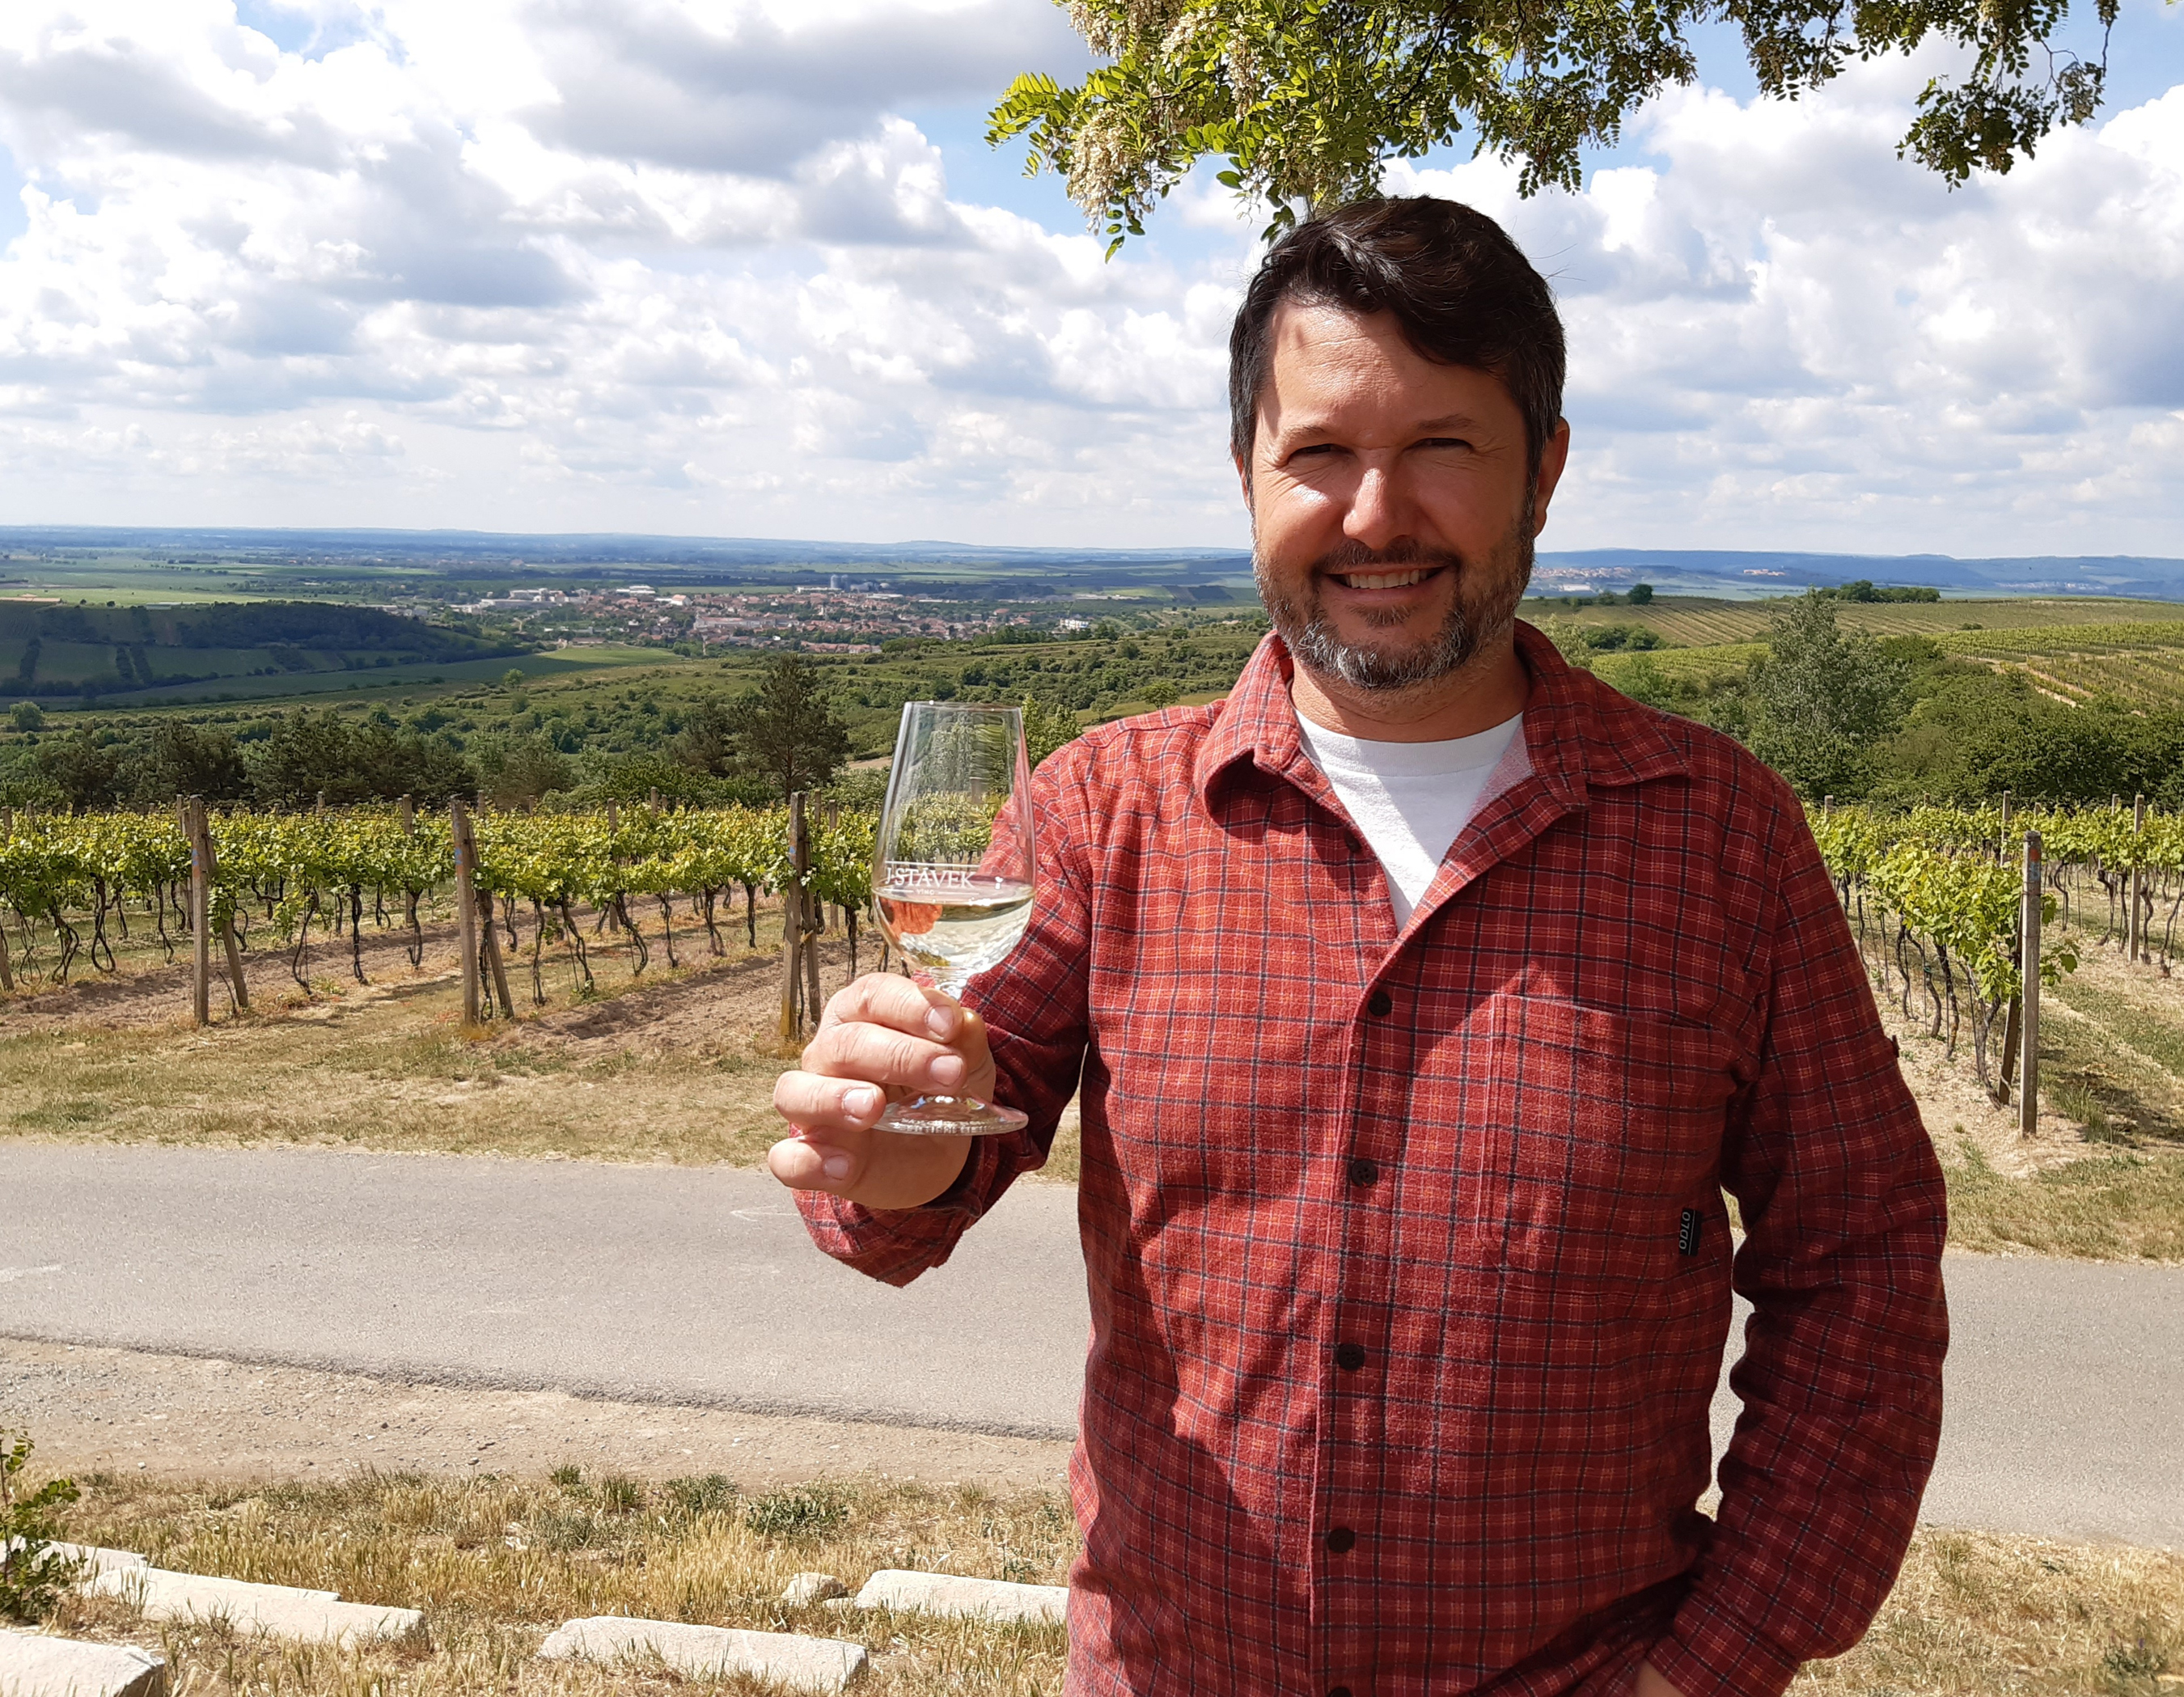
[1941,1140,2184,1262]
[40,1467,1069,1695]
[0,970,787,1167]
[23,1467,2180,1695]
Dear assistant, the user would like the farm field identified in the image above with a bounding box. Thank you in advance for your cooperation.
[15,1466,2178,1697]
[1541,594,2184,646]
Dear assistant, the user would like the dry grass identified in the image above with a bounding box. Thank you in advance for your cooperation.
[0,975,789,1167]
[0,909,1088,1183]
[1795,1528,2184,1696]
[1940,1140,2184,1262]
[24,1469,2182,1695]
[40,1468,1071,1695]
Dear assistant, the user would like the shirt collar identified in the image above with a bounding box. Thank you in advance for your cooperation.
[1193,620,1690,808]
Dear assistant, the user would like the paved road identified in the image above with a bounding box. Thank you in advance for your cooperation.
[2,1145,2178,1547]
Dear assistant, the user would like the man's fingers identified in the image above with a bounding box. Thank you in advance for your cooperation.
[768,1129,860,1191]
[774,1069,889,1132]
[799,1022,968,1091]
[819,971,962,1042]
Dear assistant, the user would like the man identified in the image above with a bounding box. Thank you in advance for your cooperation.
[770,197,1947,1697]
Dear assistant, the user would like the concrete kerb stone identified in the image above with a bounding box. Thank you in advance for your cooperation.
[0,1541,147,1580]
[88,1568,427,1647]
[49,1543,150,1578]
[851,1570,1069,1624]
[538,1619,868,1694]
[0,1627,167,1697]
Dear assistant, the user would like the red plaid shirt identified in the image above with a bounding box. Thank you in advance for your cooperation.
[798,624,1947,1697]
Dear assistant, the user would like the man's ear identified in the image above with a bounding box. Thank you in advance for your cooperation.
[1530,419,1572,536]
[1234,446,1253,504]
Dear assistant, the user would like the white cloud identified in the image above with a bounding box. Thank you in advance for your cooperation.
[0,0,2172,552]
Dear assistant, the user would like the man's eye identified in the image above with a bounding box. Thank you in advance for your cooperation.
[1416,437,1472,452]
[1288,442,1342,460]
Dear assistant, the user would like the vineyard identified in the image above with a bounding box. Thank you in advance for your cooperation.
[1811,800,2184,1105]
[10,790,2184,1123]
[0,801,878,1037]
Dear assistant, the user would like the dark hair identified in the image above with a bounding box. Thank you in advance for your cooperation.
[1228,197,1565,476]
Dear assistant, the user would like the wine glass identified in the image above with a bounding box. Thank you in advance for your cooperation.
[869,702,1037,1135]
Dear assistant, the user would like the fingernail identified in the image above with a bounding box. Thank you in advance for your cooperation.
[822,1153,850,1180]
[844,1085,882,1119]
[926,1006,957,1038]
[931,1053,966,1086]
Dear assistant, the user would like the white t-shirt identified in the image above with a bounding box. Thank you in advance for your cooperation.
[1294,711,1525,927]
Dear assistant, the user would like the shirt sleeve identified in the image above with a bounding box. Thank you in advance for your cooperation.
[1648,781,1949,1697]
[794,750,1096,1288]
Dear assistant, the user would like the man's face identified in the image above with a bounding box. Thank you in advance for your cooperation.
[1240,299,1568,695]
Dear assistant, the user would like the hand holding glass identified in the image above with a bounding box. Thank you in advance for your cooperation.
[869,702,1037,1135]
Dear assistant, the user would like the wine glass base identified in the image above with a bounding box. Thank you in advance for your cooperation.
[875,1094,1029,1137]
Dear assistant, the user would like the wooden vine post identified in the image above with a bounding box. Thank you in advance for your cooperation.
[399,793,415,836]
[185,802,248,1015]
[187,796,212,1027]
[2020,830,2042,1140]
[451,798,514,1026]
[779,792,809,1046]
[2132,793,2148,963]
[0,805,13,992]
[452,798,481,1025]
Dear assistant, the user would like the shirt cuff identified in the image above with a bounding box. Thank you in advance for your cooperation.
[1646,1606,1805,1697]
[791,1135,1009,1288]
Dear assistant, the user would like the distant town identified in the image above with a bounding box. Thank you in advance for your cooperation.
[442,576,1119,654]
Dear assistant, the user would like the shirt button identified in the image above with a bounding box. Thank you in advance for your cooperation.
[1348,1157,1380,1188]
[1326,1526,1357,1554]
[1366,988,1392,1017]
[1335,1343,1366,1371]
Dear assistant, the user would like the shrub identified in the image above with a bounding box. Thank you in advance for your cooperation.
[744,1483,853,1538]
[1,1432,81,1622]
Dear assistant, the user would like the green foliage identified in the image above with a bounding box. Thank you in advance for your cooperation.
[1626,583,1653,605]
[675,695,739,777]
[32,728,123,812]
[7,701,41,731]
[989,0,2114,248]
[1748,593,1910,800]
[1818,581,1944,603]
[1022,696,1084,768]
[1577,623,1662,652]
[662,1474,740,1517]
[476,737,576,810]
[1,1432,81,1623]
[743,1483,853,1538]
[726,655,853,803]
[1141,679,1181,709]
[138,718,249,803]
[249,708,477,808]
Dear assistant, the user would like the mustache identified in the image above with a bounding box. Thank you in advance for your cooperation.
[1310,540,1466,577]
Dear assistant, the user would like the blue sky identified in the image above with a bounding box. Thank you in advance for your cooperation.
[0,0,2175,555]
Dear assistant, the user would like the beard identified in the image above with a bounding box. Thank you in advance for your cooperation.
[1255,513,1536,695]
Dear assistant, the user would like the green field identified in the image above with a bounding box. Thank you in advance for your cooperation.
[1539,595,2184,647]
[102,643,671,708]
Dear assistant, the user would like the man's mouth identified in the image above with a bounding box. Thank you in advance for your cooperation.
[1327,565,1441,590]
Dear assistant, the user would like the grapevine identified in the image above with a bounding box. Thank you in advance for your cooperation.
[0,802,874,1015]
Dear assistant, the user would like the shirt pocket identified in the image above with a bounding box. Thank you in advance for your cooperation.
[1465,993,1737,1283]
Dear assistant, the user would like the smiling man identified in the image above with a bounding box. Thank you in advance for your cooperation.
[771,198,1949,1697]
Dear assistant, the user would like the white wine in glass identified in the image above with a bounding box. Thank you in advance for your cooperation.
[870,701,1037,1136]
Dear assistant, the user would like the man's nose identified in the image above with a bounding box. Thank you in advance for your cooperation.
[1342,460,1413,551]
